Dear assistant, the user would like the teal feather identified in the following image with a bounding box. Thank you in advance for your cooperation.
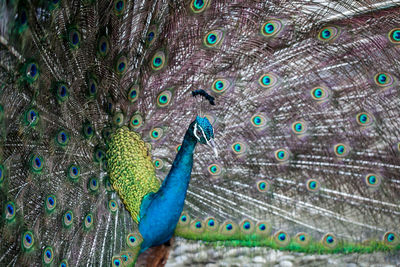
[1,0,400,266]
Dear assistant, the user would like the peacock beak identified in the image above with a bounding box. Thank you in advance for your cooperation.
[208,138,218,157]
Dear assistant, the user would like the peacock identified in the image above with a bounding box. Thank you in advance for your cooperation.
[1,0,400,266]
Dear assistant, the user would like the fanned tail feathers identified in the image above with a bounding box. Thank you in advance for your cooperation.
[1,0,400,266]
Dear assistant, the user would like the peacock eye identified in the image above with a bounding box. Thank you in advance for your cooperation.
[55,83,69,102]
[258,73,278,89]
[153,158,164,169]
[274,148,289,162]
[151,51,166,71]
[374,72,394,87]
[83,122,95,139]
[45,195,56,213]
[388,28,400,44]
[383,232,399,246]
[29,154,44,173]
[98,36,110,57]
[115,55,128,75]
[274,230,290,246]
[126,233,139,247]
[322,233,337,248]
[291,120,307,135]
[356,112,374,127]
[88,177,99,193]
[87,78,98,98]
[148,31,155,42]
[310,86,330,101]
[150,128,163,141]
[306,179,320,192]
[129,114,143,129]
[25,62,39,82]
[68,164,80,181]
[212,78,231,93]
[257,180,269,192]
[113,112,124,127]
[63,210,74,228]
[5,201,16,221]
[68,28,81,49]
[231,142,246,155]
[157,90,172,107]
[25,108,39,126]
[190,0,210,13]
[334,143,349,157]
[22,231,35,250]
[295,233,309,245]
[365,173,381,188]
[207,163,222,176]
[128,85,140,103]
[203,30,224,48]
[318,26,340,42]
[261,19,283,37]
[84,213,93,229]
[114,0,126,16]
[251,114,267,128]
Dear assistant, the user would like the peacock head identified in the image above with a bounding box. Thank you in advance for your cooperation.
[193,116,218,157]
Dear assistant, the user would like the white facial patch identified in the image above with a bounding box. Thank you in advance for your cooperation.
[194,123,218,157]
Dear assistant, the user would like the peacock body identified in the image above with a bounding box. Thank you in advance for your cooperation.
[1,0,400,266]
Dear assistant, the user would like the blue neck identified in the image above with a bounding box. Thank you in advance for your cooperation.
[160,122,197,199]
[138,121,197,251]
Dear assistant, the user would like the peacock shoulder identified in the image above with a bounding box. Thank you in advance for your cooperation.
[107,127,161,223]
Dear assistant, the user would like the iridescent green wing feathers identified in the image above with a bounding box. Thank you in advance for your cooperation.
[107,127,160,223]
